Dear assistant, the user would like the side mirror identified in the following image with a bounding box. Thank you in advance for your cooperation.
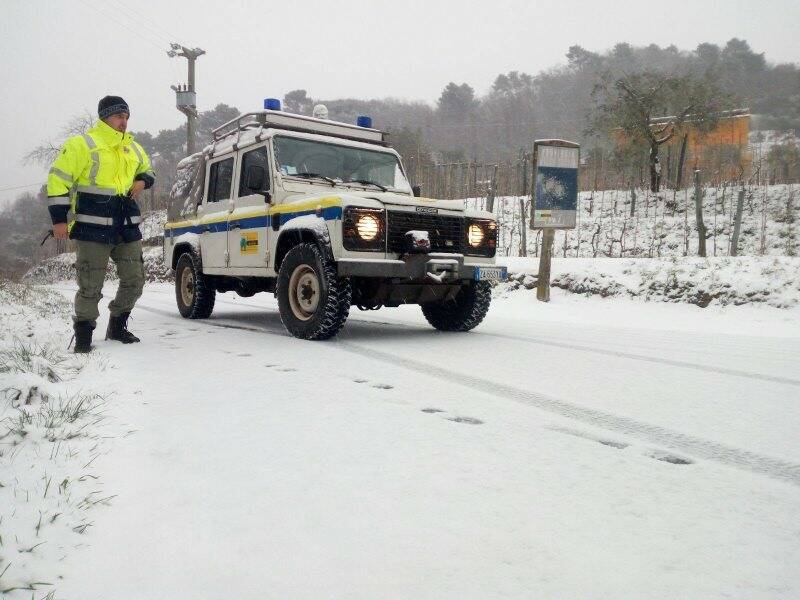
[412,185,422,197]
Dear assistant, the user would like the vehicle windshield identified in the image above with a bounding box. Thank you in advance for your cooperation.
[273,135,412,193]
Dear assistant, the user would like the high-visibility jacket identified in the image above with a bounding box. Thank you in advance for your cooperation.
[47,119,155,244]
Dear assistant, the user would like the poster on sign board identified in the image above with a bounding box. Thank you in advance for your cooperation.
[530,139,580,229]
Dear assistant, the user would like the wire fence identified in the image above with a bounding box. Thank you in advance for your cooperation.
[410,159,799,259]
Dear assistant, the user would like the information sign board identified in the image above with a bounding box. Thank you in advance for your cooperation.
[530,139,580,229]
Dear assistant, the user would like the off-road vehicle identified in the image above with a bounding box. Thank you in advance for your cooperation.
[164,101,506,339]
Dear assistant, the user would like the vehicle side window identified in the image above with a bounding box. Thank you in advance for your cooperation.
[207,157,234,203]
[238,146,270,197]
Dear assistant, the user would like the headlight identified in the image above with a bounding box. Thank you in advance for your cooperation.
[356,213,381,241]
[465,219,497,257]
[343,207,385,252]
[468,223,484,247]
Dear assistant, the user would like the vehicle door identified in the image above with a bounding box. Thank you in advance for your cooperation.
[198,154,235,269]
[228,144,272,270]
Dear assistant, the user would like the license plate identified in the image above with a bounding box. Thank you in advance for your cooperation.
[474,266,507,281]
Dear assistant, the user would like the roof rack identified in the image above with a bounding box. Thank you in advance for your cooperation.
[211,110,389,147]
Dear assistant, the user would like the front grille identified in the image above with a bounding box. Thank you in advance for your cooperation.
[387,211,465,254]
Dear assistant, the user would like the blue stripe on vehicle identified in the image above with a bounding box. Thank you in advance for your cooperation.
[275,206,342,227]
[166,206,342,237]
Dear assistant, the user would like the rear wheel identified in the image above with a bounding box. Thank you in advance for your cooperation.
[277,243,351,340]
[175,251,216,319]
[421,281,491,332]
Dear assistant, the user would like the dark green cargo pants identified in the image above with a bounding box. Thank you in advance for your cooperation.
[74,240,145,325]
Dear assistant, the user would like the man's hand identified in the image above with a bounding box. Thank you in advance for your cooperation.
[53,223,68,239]
[129,180,146,200]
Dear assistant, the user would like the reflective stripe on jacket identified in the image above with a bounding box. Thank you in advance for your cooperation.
[47,119,155,244]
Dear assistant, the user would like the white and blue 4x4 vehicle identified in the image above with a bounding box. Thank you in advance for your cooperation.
[164,102,506,340]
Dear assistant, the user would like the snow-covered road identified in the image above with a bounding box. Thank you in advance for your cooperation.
[49,284,800,599]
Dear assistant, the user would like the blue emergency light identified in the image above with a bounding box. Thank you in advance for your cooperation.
[356,115,373,128]
[264,98,282,111]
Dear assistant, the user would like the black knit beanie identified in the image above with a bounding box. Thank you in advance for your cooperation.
[98,95,130,119]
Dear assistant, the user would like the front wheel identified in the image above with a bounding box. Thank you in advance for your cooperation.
[276,243,351,340]
[421,281,492,332]
[175,251,216,319]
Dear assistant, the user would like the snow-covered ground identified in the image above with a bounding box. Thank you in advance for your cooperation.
[2,279,799,598]
[498,256,800,308]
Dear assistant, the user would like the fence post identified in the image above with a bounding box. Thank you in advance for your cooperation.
[487,164,498,213]
[730,187,745,256]
[694,169,707,257]
[519,151,528,257]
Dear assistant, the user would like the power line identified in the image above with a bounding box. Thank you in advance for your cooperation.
[105,0,185,47]
[74,0,183,81]
[74,0,167,51]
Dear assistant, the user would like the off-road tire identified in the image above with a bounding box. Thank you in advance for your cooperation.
[421,281,492,332]
[277,243,351,340]
[175,251,216,319]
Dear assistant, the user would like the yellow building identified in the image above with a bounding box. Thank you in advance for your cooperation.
[652,109,751,181]
[603,109,752,187]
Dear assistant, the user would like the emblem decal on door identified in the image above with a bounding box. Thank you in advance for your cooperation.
[240,232,258,254]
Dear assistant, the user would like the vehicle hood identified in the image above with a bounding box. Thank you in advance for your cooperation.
[347,191,466,211]
[280,190,466,212]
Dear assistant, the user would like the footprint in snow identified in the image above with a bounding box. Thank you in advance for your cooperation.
[236,353,252,357]
[372,383,393,390]
[353,379,368,384]
[276,367,297,372]
[447,416,484,425]
[421,408,444,414]
[648,451,693,465]
[598,439,629,449]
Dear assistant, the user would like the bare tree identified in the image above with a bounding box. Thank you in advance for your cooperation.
[591,71,730,192]
[23,110,95,167]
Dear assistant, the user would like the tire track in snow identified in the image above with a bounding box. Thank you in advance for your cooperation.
[335,341,800,487]
[135,298,800,486]
[202,294,800,387]
[459,330,800,388]
[60,284,800,386]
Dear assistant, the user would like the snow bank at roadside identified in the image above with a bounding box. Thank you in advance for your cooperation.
[26,252,799,308]
[0,280,118,597]
[498,256,800,308]
[24,247,171,285]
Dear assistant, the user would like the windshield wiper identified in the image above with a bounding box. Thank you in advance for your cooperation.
[346,178,388,192]
[292,172,337,186]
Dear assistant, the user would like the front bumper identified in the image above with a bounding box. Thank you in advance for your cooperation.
[337,253,504,282]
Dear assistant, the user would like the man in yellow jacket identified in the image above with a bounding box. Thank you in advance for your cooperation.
[47,96,155,353]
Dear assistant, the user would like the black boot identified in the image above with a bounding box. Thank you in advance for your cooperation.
[106,312,141,343]
[73,321,95,353]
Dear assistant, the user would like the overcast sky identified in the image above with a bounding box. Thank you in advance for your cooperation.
[2,0,798,207]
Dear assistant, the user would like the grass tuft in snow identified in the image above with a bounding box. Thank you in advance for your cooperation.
[0,339,81,384]
[1,278,114,599]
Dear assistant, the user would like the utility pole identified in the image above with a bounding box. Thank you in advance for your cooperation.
[167,43,205,155]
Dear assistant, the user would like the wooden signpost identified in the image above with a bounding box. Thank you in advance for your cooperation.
[529,139,580,302]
